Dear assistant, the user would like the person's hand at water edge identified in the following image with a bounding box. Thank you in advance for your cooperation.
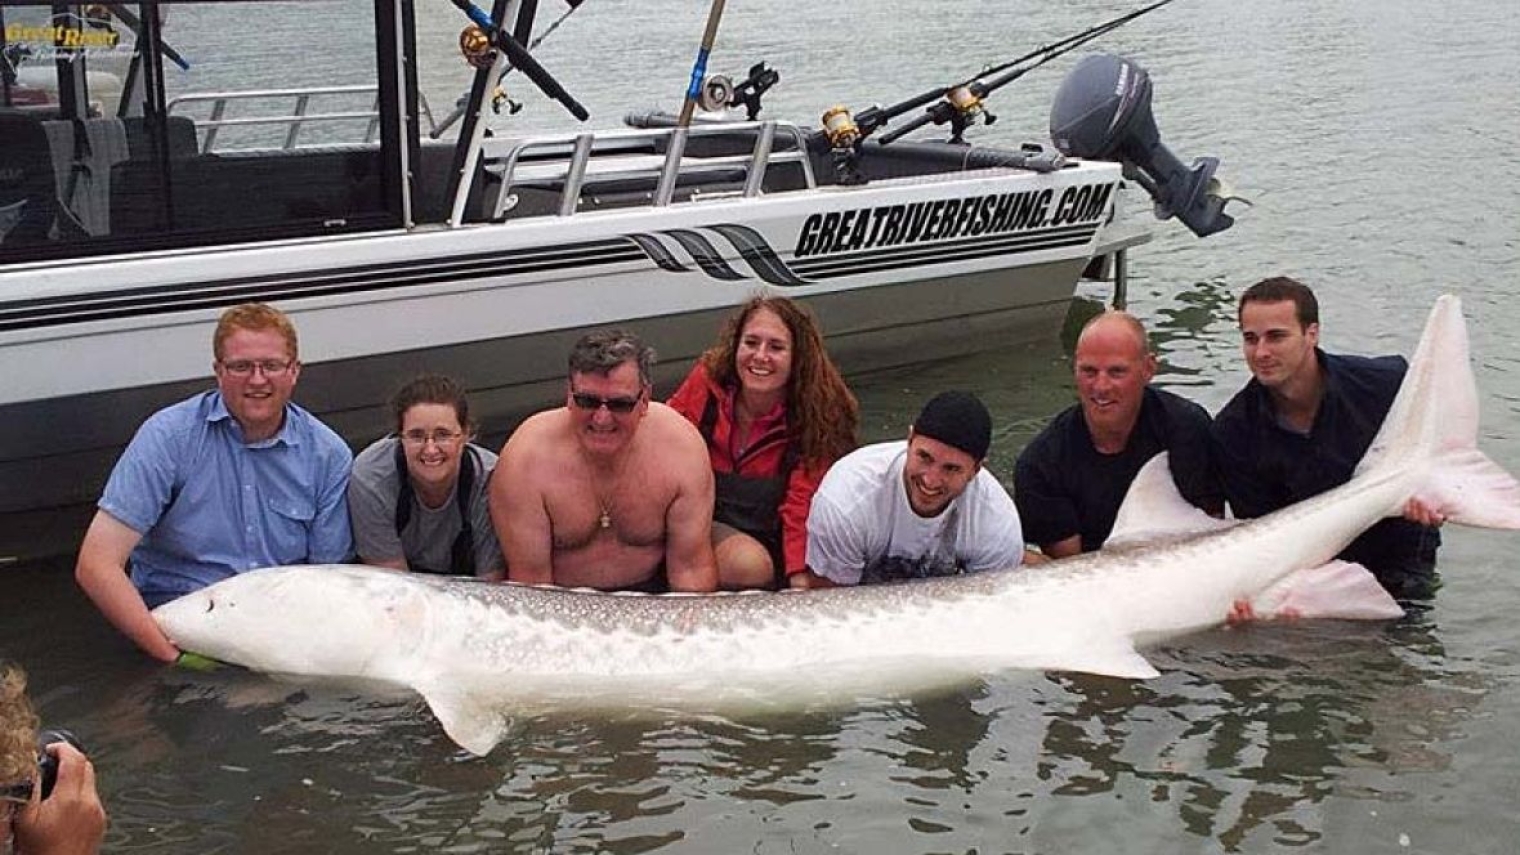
[1224,598,1302,627]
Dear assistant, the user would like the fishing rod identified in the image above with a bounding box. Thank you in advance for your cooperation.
[445,0,589,120]
[833,0,1176,148]
[434,0,589,136]
[676,0,727,127]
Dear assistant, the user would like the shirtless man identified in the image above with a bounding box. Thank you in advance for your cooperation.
[491,330,719,592]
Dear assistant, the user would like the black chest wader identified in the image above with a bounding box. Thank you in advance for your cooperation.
[700,395,797,586]
[393,442,478,576]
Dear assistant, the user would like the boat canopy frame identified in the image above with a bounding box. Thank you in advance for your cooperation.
[0,0,417,264]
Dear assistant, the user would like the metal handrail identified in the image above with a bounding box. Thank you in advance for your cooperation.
[467,120,816,223]
[167,85,438,152]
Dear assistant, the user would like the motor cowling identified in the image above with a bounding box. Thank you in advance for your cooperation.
[1050,54,1236,238]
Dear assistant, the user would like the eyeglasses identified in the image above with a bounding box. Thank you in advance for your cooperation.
[400,429,464,447]
[219,359,294,377]
[570,391,641,414]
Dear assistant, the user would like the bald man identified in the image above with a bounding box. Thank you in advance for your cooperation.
[1014,311,1223,558]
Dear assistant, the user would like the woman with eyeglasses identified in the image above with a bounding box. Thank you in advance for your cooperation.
[668,295,859,589]
[347,374,505,579]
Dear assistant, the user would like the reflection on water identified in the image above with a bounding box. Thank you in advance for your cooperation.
[1032,615,1479,851]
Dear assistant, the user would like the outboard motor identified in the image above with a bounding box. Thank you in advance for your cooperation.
[1050,54,1238,238]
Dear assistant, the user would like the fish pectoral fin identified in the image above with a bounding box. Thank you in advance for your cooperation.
[417,684,511,757]
[1048,643,1161,680]
[1249,560,1404,621]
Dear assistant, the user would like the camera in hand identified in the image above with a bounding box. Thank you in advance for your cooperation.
[36,729,84,801]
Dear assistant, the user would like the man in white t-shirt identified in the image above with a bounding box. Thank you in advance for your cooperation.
[800,391,1025,587]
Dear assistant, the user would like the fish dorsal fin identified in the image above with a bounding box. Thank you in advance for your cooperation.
[1104,452,1237,550]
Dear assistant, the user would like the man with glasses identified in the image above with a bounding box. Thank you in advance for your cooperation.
[76,303,353,662]
[491,330,719,592]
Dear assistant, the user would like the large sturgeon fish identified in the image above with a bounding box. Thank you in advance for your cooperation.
[154,295,1520,755]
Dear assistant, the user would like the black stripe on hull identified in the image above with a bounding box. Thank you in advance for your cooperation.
[2,219,1102,333]
[0,238,645,333]
[705,223,809,287]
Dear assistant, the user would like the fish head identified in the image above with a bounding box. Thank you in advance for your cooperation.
[152,564,421,679]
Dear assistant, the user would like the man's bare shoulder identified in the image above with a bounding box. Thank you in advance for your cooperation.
[643,402,705,444]
[500,408,571,463]
[635,403,710,483]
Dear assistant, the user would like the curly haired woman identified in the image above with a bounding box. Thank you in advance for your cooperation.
[668,295,859,589]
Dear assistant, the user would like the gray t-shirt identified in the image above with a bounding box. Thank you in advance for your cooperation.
[347,436,503,576]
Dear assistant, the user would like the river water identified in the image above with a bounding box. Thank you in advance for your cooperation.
[6,0,1520,851]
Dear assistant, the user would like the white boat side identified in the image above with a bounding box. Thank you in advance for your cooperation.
[0,0,1237,562]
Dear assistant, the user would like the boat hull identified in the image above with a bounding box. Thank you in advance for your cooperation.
[1,162,1129,562]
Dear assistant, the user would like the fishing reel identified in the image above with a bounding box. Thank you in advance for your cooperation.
[459,24,522,113]
[878,81,997,146]
[693,62,780,119]
[944,83,997,140]
[819,105,867,186]
[695,74,735,112]
[491,85,522,115]
[459,24,498,70]
[446,0,587,121]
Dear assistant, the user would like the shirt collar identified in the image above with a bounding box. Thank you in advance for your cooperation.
[205,391,297,448]
[1249,348,1333,435]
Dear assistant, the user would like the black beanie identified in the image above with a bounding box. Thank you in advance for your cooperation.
[912,391,991,461]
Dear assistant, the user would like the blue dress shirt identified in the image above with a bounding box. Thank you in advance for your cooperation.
[99,390,353,606]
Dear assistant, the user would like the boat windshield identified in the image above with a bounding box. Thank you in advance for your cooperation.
[0,0,407,263]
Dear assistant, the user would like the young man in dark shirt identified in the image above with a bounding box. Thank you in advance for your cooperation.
[1211,277,1444,598]
[1015,311,1222,558]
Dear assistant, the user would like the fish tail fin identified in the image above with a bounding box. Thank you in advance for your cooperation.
[1356,294,1520,529]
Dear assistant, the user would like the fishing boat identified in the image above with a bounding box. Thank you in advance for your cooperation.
[0,0,1238,563]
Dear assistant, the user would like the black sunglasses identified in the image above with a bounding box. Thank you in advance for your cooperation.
[570,392,641,414]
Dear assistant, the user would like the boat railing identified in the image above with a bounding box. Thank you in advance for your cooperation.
[167,85,438,153]
[467,120,817,223]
